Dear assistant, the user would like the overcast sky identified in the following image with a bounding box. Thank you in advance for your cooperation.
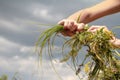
[0,0,120,80]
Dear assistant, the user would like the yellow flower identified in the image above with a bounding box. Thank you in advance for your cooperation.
[84,62,90,73]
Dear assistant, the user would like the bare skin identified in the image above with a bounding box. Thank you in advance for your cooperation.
[58,0,120,48]
[88,26,120,48]
[67,0,120,23]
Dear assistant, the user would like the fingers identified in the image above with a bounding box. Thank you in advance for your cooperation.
[58,19,77,31]
[69,22,77,32]
[87,25,108,33]
[77,23,85,32]
[87,25,99,32]
[58,19,85,37]
[61,30,75,37]
[64,21,77,31]
[58,19,85,31]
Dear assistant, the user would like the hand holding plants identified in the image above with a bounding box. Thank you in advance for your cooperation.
[88,25,120,48]
[36,22,120,80]
[58,21,120,48]
[58,20,85,36]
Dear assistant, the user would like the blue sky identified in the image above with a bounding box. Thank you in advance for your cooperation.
[0,0,120,80]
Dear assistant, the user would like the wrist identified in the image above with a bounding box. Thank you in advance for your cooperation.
[67,8,95,23]
[67,10,83,22]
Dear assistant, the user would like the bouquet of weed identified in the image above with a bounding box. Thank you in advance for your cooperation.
[36,24,120,80]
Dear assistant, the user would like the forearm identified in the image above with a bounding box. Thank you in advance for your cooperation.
[88,0,120,20]
[67,0,120,23]
[67,10,83,22]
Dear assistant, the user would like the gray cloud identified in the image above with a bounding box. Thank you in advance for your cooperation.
[0,0,120,80]
[0,0,119,46]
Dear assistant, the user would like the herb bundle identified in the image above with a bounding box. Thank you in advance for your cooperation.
[36,25,120,80]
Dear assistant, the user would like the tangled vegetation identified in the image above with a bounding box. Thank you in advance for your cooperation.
[0,74,8,80]
[36,24,120,80]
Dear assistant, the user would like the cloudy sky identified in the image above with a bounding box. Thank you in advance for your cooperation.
[0,0,120,80]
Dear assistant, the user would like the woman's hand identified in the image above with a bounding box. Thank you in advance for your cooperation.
[58,19,85,36]
[87,25,109,33]
[88,25,120,48]
[110,37,120,48]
